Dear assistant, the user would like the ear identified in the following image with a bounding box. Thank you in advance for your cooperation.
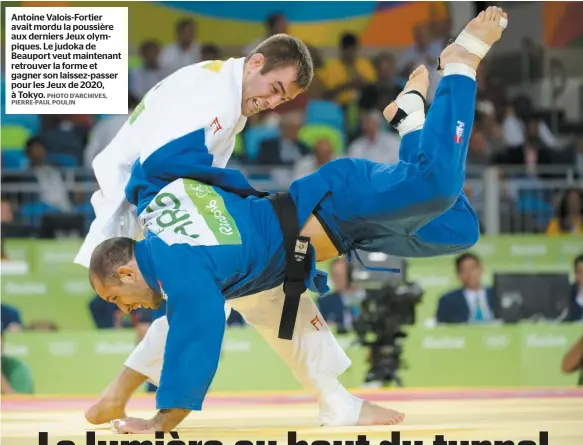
[248,52,265,69]
[116,265,135,283]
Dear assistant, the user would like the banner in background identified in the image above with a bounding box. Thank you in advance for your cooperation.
[2,235,582,329]
[13,1,450,48]
[3,323,581,394]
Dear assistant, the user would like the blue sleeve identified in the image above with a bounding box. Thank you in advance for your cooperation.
[154,263,226,410]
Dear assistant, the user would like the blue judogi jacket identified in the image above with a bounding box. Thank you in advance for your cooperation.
[125,129,331,412]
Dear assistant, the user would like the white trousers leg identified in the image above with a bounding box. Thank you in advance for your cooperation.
[123,286,362,425]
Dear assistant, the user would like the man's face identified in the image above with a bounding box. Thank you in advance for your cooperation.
[458,258,482,289]
[178,24,195,46]
[362,114,380,138]
[242,54,303,117]
[314,139,333,164]
[91,265,163,315]
[470,130,487,153]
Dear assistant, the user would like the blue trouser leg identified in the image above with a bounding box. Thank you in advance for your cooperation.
[315,73,480,257]
[397,127,480,256]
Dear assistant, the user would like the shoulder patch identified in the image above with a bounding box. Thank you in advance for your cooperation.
[203,60,224,73]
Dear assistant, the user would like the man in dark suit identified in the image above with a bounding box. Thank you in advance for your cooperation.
[255,111,310,166]
[564,254,583,322]
[436,252,495,324]
[317,258,364,334]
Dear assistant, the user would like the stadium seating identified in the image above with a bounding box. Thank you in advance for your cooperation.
[1,125,32,151]
[243,125,281,160]
[305,100,344,132]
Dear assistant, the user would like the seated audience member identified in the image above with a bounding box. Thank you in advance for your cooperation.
[292,138,336,180]
[1,304,23,333]
[320,33,377,107]
[243,12,287,57]
[159,18,201,73]
[436,253,495,324]
[317,258,364,334]
[255,112,310,166]
[563,254,583,322]
[24,138,73,213]
[130,40,170,100]
[84,95,139,168]
[200,43,221,61]
[561,331,583,385]
[546,188,583,235]
[1,334,34,394]
[348,110,400,165]
[37,115,87,165]
[359,52,405,113]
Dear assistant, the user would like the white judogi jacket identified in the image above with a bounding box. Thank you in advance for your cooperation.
[75,58,247,267]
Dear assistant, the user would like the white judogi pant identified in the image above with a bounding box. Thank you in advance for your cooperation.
[125,285,363,426]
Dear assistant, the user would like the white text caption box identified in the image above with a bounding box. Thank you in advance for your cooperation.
[6,7,128,115]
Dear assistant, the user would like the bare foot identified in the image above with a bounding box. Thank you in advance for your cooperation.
[85,397,127,425]
[383,65,429,123]
[439,6,508,72]
[357,400,405,426]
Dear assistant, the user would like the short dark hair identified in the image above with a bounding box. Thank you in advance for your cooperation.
[340,33,358,49]
[89,237,136,287]
[455,252,481,273]
[247,34,314,90]
[575,254,583,270]
[176,18,195,32]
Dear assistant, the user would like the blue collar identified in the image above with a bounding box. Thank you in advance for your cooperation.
[134,240,161,293]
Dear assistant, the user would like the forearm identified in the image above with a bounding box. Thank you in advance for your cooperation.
[152,409,191,432]
[561,334,583,373]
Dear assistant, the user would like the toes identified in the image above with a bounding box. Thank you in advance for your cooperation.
[485,6,494,21]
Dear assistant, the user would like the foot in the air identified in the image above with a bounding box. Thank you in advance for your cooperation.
[383,65,429,123]
[356,400,405,426]
[85,397,127,425]
[439,6,508,72]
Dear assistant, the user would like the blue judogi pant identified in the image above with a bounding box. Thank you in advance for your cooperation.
[315,73,480,257]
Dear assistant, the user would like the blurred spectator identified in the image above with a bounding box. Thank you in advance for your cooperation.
[37,115,87,165]
[256,111,310,166]
[84,95,139,168]
[359,52,405,113]
[436,252,495,324]
[562,254,583,322]
[201,43,221,61]
[320,33,377,107]
[160,18,201,73]
[546,188,583,235]
[501,99,558,149]
[1,304,23,334]
[348,110,400,164]
[24,138,73,212]
[293,138,336,179]
[305,45,327,100]
[396,24,441,102]
[130,40,171,100]
[429,15,453,50]
[244,12,288,56]
[494,123,555,178]
[317,258,364,334]
[467,127,491,167]
[1,334,34,394]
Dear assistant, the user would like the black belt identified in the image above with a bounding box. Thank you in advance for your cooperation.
[267,192,311,340]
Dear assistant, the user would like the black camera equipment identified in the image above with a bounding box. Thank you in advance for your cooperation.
[349,251,423,386]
